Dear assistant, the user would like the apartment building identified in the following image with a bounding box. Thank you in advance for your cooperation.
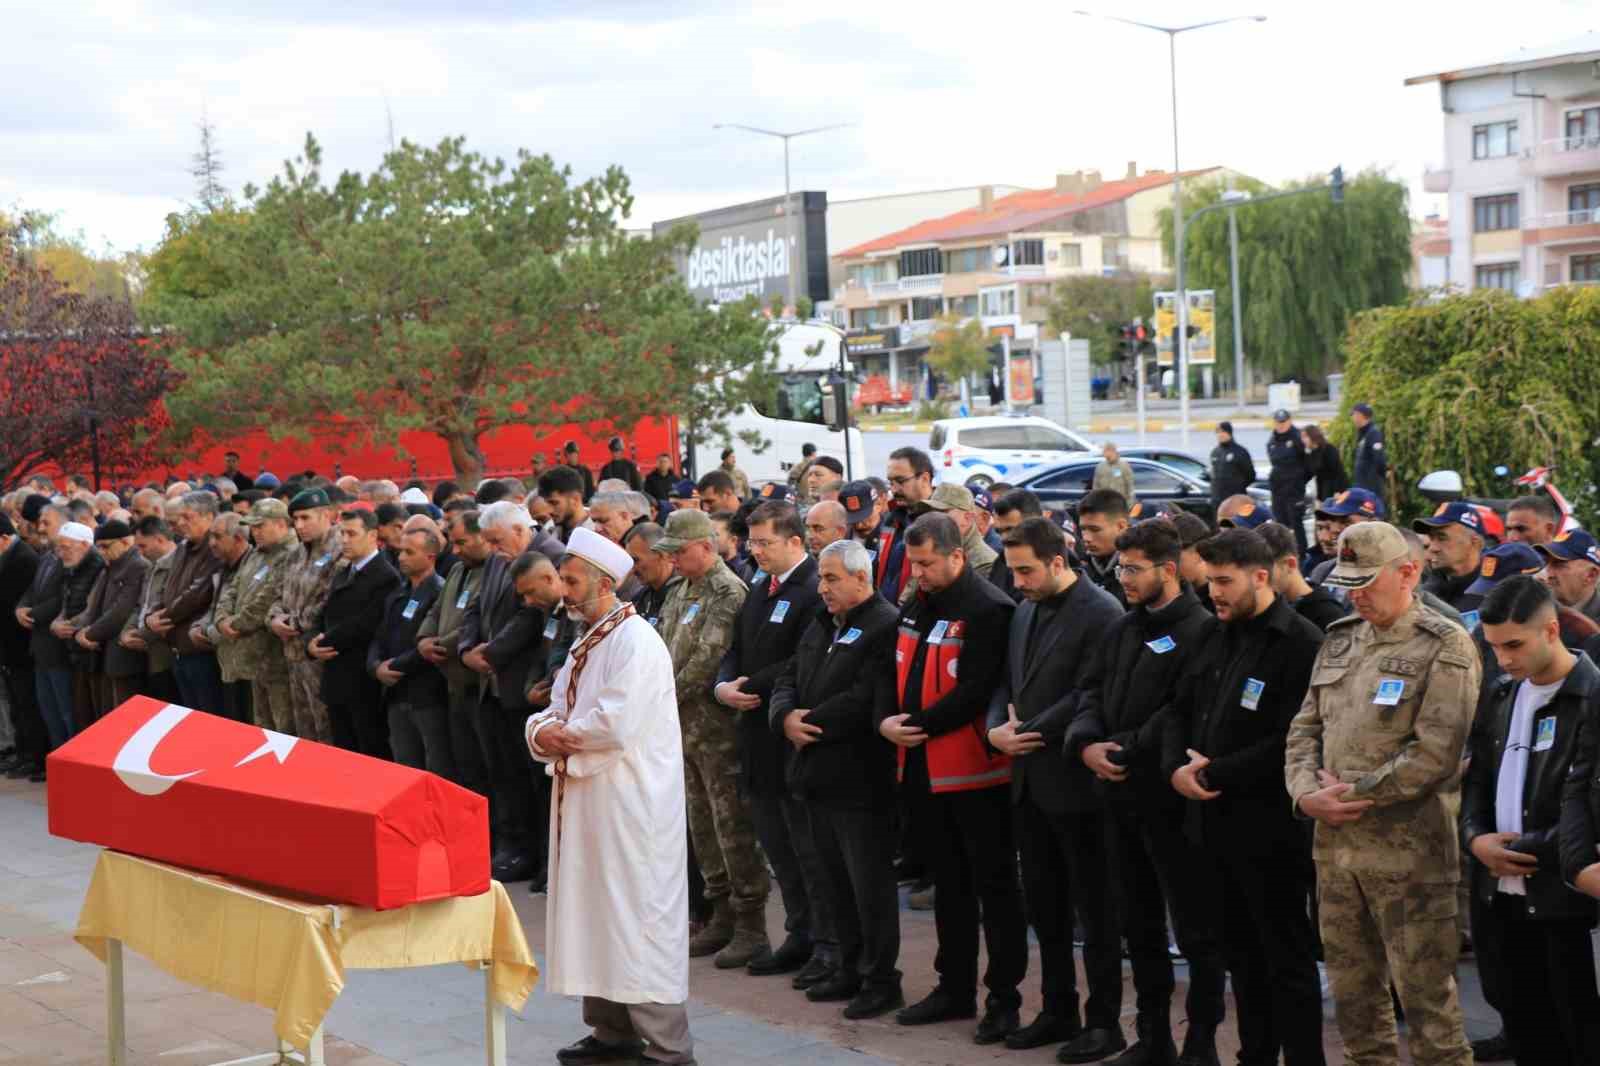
[1408,33,1600,293]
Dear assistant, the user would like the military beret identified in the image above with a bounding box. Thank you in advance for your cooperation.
[20,494,51,524]
[94,519,133,541]
[288,488,331,513]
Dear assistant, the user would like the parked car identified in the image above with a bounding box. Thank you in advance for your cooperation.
[1120,445,1277,500]
[928,415,1095,488]
[1014,457,1270,526]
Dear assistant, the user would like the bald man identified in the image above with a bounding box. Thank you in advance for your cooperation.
[804,501,849,556]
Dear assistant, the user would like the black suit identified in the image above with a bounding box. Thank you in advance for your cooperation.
[772,595,901,994]
[0,539,44,766]
[985,577,1124,1031]
[1164,598,1324,1063]
[368,573,450,776]
[716,556,829,958]
[312,552,402,756]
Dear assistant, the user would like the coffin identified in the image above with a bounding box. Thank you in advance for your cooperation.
[47,697,490,909]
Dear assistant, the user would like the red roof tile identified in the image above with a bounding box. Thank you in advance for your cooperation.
[835,169,1219,259]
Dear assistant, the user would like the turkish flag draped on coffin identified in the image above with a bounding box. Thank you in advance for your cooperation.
[46,697,490,909]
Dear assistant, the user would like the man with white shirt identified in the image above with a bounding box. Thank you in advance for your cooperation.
[1465,576,1600,1065]
[526,528,693,1066]
[306,509,401,755]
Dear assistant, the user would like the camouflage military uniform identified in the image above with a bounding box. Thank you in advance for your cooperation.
[205,547,256,685]
[268,528,343,742]
[211,537,299,733]
[1286,596,1481,1066]
[658,556,769,915]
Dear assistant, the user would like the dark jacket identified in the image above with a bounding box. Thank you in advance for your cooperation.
[1265,427,1309,492]
[75,550,149,677]
[643,469,677,501]
[874,504,914,603]
[0,538,41,667]
[770,595,899,810]
[717,555,822,792]
[161,536,223,656]
[459,551,547,710]
[1080,553,1128,610]
[986,577,1124,814]
[55,552,106,671]
[599,457,642,492]
[1305,444,1349,503]
[632,575,682,630]
[1466,653,1599,923]
[878,564,1014,736]
[1209,439,1257,505]
[1291,585,1348,632]
[1560,674,1600,889]
[1163,596,1323,853]
[1423,567,1483,620]
[367,572,447,709]
[20,552,65,669]
[1064,586,1213,807]
[1352,421,1388,497]
[312,553,402,706]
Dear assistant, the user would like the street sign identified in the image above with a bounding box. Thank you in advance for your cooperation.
[1154,289,1217,367]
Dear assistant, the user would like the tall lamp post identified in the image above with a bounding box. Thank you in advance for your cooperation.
[1073,12,1264,447]
[712,122,853,310]
[1222,187,1250,408]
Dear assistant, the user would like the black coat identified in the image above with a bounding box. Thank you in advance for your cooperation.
[312,554,402,706]
[1352,421,1388,496]
[459,551,548,710]
[879,564,1014,734]
[769,595,899,810]
[55,552,106,671]
[1163,597,1324,854]
[1292,586,1348,632]
[599,458,642,492]
[1265,428,1309,491]
[1209,439,1257,504]
[643,470,677,501]
[1423,568,1483,619]
[1305,444,1349,503]
[716,555,822,792]
[0,539,40,668]
[1064,587,1213,808]
[80,551,149,678]
[1466,653,1599,923]
[20,552,65,669]
[985,577,1124,814]
[367,573,447,710]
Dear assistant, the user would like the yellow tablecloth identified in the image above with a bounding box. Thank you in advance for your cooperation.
[74,850,539,1049]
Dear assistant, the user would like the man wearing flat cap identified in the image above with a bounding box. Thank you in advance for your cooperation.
[67,520,146,719]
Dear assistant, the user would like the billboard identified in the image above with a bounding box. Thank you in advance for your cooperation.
[654,192,830,306]
[1154,289,1216,367]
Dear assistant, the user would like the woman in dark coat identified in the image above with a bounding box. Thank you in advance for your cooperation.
[1301,424,1348,503]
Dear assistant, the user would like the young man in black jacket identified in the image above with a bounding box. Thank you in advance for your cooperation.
[0,517,44,779]
[985,518,1126,1062]
[307,509,401,758]
[1165,529,1325,1066]
[714,501,829,982]
[876,513,1023,1043]
[1470,577,1600,1064]
[770,538,901,1019]
[1064,519,1222,1066]
[369,527,449,776]
[1075,489,1130,609]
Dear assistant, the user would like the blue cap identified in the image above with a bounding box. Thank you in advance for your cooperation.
[255,471,281,490]
[1316,488,1385,520]
[1535,528,1600,567]
[1219,501,1270,529]
[1466,542,1546,597]
[970,487,994,512]
[671,479,697,498]
[758,482,793,502]
[1412,501,1493,538]
[1129,500,1173,522]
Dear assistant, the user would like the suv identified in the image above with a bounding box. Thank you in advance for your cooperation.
[927,415,1095,488]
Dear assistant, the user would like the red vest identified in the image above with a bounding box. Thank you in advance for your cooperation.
[894,618,1011,794]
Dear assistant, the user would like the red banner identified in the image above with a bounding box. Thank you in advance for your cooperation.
[47,697,490,909]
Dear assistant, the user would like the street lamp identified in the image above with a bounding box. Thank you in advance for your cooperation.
[1222,187,1249,409]
[1073,11,1265,447]
[712,122,854,309]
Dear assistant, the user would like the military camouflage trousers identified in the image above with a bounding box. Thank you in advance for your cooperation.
[1318,864,1472,1066]
[285,657,331,744]
[682,709,769,915]
[250,677,293,735]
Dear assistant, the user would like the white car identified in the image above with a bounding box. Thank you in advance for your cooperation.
[927,415,1095,488]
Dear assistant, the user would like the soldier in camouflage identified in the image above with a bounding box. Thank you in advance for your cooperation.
[267,489,343,742]
[193,512,253,723]
[221,498,301,733]
[654,508,771,969]
[1286,521,1480,1066]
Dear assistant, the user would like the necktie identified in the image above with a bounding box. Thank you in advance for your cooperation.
[768,576,779,596]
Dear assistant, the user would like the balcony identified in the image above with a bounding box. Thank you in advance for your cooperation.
[1422,166,1450,193]
[1524,208,1600,246]
[1520,135,1600,179]
[867,274,943,299]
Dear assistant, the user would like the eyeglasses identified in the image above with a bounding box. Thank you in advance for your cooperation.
[1114,563,1158,578]
[746,537,784,549]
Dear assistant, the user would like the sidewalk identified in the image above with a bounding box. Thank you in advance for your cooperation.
[0,773,1503,1065]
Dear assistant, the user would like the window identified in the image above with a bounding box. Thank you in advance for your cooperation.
[1131,465,1188,496]
[753,373,826,426]
[850,306,889,328]
[847,261,891,287]
[958,426,1030,450]
[1567,107,1600,149]
[898,247,942,277]
[1025,425,1077,451]
[1011,239,1044,266]
[1472,121,1519,160]
[1569,183,1600,223]
[947,294,979,317]
[1573,255,1600,283]
[981,288,1016,316]
[1031,464,1095,491]
[945,248,986,273]
[910,296,942,321]
[1473,194,1519,232]
[1058,243,1083,268]
[1475,263,1520,291]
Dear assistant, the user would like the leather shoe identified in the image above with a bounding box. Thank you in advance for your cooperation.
[1471,1031,1514,1063]
[805,973,861,1003]
[896,987,976,1027]
[974,1006,1020,1045]
[843,986,904,1020]
[555,1034,644,1064]
[6,761,39,780]
[747,934,811,976]
[791,955,833,990]
[1058,1027,1128,1064]
[27,767,45,784]
[1006,1012,1082,1050]
[492,853,536,883]
[527,874,548,895]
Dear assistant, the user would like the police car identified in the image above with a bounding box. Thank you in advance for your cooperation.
[928,415,1095,489]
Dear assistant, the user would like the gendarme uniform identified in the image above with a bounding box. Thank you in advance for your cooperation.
[1285,522,1480,1066]
[654,509,771,961]
[266,490,345,742]
[225,499,301,733]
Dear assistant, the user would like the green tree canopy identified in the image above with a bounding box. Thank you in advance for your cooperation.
[924,312,990,385]
[1045,274,1162,365]
[1160,170,1411,385]
[145,134,779,482]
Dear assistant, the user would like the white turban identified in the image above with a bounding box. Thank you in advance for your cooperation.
[59,522,95,545]
[400,487,429,505]
[565,527,634,584]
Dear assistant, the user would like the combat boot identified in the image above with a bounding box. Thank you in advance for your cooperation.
[1107,1012,1177,1066]
[688,899,733,958]
[713,907,770,970]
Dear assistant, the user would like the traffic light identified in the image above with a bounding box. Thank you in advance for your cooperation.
[1330,165,1344,204]
[1115,324,1133,359]
[1133,322,1148,345]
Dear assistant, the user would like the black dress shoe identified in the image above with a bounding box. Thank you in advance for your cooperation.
[27,767,45,784]
[843,986,904,1020]
[527,874,548,895]
[747,934,812,976]
[1471,1030,1514,1063]
[1006,1012,1082,1050]
[1058,1027,1128,1064]
[896,987,977,1027]
[974,1006,1020,1045]
[805,972,862,1003]
[492,853,536,882]
[791,956,834,989]
[555,1034,645,1064]
[6,761,38,780]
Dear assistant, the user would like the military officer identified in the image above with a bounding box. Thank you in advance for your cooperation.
[222,498,300,733]
[267,488,343,741]
[655,508,771,969]
[1286,521,1480,1066]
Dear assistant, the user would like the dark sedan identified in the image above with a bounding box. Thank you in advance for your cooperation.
[1015,457,1268,526]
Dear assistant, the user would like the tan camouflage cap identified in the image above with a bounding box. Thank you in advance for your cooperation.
[240,497,290,526]
[654,507,716,552]
[922,483,975,513]
[1324,522,1408,589]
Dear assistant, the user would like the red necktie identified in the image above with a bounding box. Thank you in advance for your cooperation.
[769,576,779,596]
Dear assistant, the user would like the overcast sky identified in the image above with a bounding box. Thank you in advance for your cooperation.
[4,0,1596,255]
